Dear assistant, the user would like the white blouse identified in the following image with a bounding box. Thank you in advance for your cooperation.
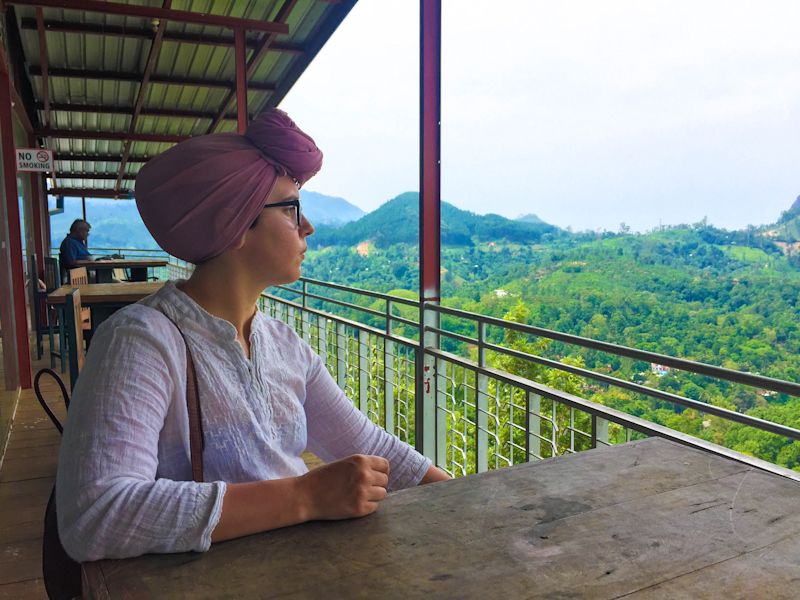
[56,281,431,562]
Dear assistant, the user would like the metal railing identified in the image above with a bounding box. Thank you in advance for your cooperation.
[263,276,800,482]
[73,250,800,481]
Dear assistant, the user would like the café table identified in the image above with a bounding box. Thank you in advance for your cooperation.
[75,258,168,283]
[47,282,164,370]
[81,437,800,599]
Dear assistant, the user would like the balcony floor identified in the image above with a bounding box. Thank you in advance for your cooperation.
[0,347,57,598]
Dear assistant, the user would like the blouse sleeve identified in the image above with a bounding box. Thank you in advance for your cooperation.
[300,345,431,491]
[56,307,226,562]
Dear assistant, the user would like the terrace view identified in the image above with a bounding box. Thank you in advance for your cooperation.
[0,1,798,598]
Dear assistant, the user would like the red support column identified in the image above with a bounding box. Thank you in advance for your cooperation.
[416,0,441,459]
[29,138,45,276]
[234,27,248,134]
[42,174,51,254]
[0,68,33,388]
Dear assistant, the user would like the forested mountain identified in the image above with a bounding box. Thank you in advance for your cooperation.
[300,196,800,471]
[310,192,561,248]
[49,190,364,249]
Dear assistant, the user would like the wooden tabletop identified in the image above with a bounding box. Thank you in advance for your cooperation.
[75,259,168,269]
[47,282,164,305]
[81,438,800,599]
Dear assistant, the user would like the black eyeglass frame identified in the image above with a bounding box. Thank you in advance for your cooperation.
[264,199,302,227]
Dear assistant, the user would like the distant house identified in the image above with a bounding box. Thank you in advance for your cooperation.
[494,289,508,298]
[650,363,671,377]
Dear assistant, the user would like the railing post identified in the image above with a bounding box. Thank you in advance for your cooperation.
[336,322,347,391]
[358,329,369,415]
[385,339,396,436]
[317,315,328,366]
[417,0,441,461]
[527,392,542,461]
[476,321,489,473]
[592,414,609,448]
[417,304,438,460]
[301,308,310,344]
[435,356,447,469]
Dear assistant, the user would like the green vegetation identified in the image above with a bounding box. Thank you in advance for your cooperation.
[302,196,800,471]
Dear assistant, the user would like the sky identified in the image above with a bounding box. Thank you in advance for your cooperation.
[281,0,800,232]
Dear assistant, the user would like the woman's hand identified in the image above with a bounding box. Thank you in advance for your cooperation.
[298,454,390,520]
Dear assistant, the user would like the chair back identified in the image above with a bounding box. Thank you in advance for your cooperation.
[68,266,88,286]
[43,256,61,291]
[34,367,82,598]
[68,267,91,330]
[65,289,86,390]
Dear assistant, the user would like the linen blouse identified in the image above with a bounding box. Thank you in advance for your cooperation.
[56,281,431,562]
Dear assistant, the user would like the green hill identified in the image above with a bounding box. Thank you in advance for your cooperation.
[309,192,561,248]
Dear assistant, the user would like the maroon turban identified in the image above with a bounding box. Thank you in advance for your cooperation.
[135,109,323,263]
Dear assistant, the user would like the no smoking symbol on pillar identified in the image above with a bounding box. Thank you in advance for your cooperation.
[37,150,49,162]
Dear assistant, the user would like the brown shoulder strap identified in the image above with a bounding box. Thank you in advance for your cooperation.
[184,343,204,483]
[156,308,204,483]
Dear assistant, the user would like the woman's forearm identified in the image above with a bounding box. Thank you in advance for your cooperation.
[420,464,451,484]
[211,454,391,543]
[210,477,310,542]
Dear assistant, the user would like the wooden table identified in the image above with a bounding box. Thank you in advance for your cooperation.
[75,258,168,282]
[47,282,163,306]
[47,282,164,371]
[82,438,800,599]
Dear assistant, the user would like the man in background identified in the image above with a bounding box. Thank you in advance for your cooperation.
[59,219,93,277]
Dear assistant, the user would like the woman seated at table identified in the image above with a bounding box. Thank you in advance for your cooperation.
[56,109,450,562]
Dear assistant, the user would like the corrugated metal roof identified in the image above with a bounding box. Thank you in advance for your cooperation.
[10,0,356,198]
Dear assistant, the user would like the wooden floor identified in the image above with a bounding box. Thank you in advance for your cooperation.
[0,338,325,599]
[0,346,61,599]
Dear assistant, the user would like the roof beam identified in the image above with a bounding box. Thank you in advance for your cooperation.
[34,8,50,128]
[35,128,189,143]
[36,102,229,120]
[29,67,276,91]
[6,1,290,35]
[55,152,150,163]
[19,19,305,54]
[209,0,297,133]
[116,0,170,196]
[47,187,132,199]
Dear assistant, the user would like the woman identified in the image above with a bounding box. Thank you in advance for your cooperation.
[56,109,449,562]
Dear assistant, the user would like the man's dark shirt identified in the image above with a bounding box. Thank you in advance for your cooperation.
[59,235,92,271]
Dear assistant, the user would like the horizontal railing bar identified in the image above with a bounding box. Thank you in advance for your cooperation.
[427,303,800,397]
[304,291,386,319]
[261,293,417,349]
[425,348,800,482]
[301,277,419,307]
[272,284,304,296]
[426,325,475,347]
[479,340,800,442]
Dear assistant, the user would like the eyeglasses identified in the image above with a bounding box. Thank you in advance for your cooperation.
[264,199,302,227]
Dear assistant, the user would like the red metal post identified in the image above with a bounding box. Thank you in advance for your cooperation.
[29,153,45,275]
[234,27,248,134]
[416,0,441,459]
[42,174,51,253]
[0,68,33,388]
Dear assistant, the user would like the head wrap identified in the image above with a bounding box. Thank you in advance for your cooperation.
[135,109,323,263]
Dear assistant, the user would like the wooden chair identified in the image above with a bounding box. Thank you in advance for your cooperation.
[64,288,86,391]
[29,254,48,359]
[34,361,81,598]
[43,257,65,370]
[68,267,92,332]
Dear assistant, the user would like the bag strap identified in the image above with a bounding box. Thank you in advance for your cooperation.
[184,341,204,483]
[157,308,204,483]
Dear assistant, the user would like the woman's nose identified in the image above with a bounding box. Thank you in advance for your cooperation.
[300,214,314,236]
